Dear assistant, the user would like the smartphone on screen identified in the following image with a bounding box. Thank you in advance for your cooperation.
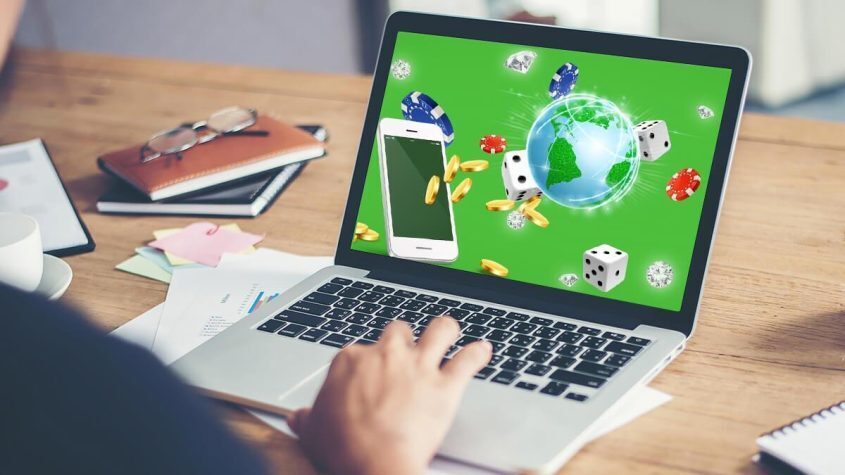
[376,118,458,262]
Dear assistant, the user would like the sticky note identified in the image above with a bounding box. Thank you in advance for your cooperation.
[116,255,172,283]
[153,223,255,266]
[152,227,195,266]
[149,222,264,267]
[135,246,205,273]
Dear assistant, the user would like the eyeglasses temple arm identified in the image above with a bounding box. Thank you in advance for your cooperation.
[228,130,269,137]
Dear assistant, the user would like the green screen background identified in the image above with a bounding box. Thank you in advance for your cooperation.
[352,32,732,311]
[384,135,453,240]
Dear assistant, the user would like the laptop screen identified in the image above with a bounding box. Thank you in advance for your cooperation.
[350,31,732,312]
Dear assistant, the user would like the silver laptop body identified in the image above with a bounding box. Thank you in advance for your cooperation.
[172,12,750,474]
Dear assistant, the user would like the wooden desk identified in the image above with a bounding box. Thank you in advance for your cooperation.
[1,48,843,474]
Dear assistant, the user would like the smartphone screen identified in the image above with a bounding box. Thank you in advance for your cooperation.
[383,135,454,240]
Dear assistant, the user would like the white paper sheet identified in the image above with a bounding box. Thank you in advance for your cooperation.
[218,247,333,272]
[149,249,331,364]
[0,139,90,252]
[110,303,163,347]
[153,269,312,365]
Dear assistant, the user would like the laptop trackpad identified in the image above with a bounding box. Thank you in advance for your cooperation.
[277,365,329,410]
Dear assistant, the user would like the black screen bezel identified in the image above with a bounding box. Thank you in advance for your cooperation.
[334,12,750,336]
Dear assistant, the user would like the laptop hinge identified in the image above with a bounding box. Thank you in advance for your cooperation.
[365,267,639,331]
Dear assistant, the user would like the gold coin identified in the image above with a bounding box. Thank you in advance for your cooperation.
[355,222,369,235]
[518,195,542,213]
[425,175,440,205]
[485,199,515,211]
[443,155,460,183]
[523,208,549,228]
[450,178,472,203]
[480,259,509,277]
[459,160,489,172]
[359,229,380,241]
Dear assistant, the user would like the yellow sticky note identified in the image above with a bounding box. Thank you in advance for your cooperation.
[115,255,171,283]
[152,223,255,266]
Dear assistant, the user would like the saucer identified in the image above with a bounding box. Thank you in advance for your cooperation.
[35,254,73,300]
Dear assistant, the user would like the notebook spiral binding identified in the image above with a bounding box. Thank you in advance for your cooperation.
[764,401,845,439]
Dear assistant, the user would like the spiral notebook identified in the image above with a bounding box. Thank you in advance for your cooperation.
[756,401,845,475]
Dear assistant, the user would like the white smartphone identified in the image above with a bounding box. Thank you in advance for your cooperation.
[376,118,459,262]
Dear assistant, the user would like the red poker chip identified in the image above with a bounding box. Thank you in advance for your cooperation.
[666,168,702,201]
[480,134,507,154]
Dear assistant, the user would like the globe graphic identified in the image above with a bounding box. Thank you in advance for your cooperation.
[526,94,640,209]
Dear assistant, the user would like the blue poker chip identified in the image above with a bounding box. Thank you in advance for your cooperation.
[548,62,579,99]
[400,91,455,145]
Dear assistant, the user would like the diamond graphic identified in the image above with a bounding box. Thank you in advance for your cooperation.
[697,105,714,119]
[506,211,525,229]
[391,59,411,80]
[505,51,537,74]
[646,261,674,288]
[559,273,578,287]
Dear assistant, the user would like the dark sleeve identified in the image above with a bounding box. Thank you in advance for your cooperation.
[0,284,269,475]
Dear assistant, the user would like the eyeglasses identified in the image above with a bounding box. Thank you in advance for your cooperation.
[139,106,268,163]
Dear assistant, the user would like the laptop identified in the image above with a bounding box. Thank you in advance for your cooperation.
[172,12,750,473]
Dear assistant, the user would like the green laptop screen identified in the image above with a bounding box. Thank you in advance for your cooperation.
[351,32,732,312]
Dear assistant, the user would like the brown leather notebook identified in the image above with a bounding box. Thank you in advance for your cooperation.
[97,115,325,201]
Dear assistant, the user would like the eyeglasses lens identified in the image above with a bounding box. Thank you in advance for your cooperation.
[148,127,198,154]
[207,107,256,133]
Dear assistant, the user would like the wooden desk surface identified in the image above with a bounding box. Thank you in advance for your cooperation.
[2,48,843,474]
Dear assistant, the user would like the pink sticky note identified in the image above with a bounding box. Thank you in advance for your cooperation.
[148,222,264,266]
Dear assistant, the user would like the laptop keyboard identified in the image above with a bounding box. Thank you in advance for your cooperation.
[255,277,652,402]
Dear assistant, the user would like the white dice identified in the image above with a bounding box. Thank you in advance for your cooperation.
[583,244,628,292]
[501,149,542,201]
[635,120,671,161]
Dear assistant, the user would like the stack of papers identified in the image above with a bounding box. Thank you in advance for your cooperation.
[110,246,673,474]
[111,247,332,360]
[115,222,264,283]
[152,248,332,364]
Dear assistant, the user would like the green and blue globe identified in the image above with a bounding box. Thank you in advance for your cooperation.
[526,94,640,209]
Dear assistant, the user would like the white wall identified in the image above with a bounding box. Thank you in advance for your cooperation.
[660,0,845,107]
[13,0,365,73]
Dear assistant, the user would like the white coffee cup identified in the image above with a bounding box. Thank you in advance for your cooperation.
[0,212,44,292]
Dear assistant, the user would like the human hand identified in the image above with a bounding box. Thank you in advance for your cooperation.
[288,317,492,475]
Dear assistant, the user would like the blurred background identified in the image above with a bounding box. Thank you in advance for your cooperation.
[11,0,845,122]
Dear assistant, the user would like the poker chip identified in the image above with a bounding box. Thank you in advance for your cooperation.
[480,134,507,154]
[665,168,702,201]
[401,91,455,145]
[548,62,579,100]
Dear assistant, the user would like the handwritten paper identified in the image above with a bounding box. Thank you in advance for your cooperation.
[149,222,264,266]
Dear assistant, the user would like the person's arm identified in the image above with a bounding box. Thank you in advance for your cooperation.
[289,317,492,475]
[0,0,25,67]
[0,283,269,475]
[0,281,488,475]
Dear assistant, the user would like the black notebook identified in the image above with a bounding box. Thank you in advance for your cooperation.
[96,125,326,217]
